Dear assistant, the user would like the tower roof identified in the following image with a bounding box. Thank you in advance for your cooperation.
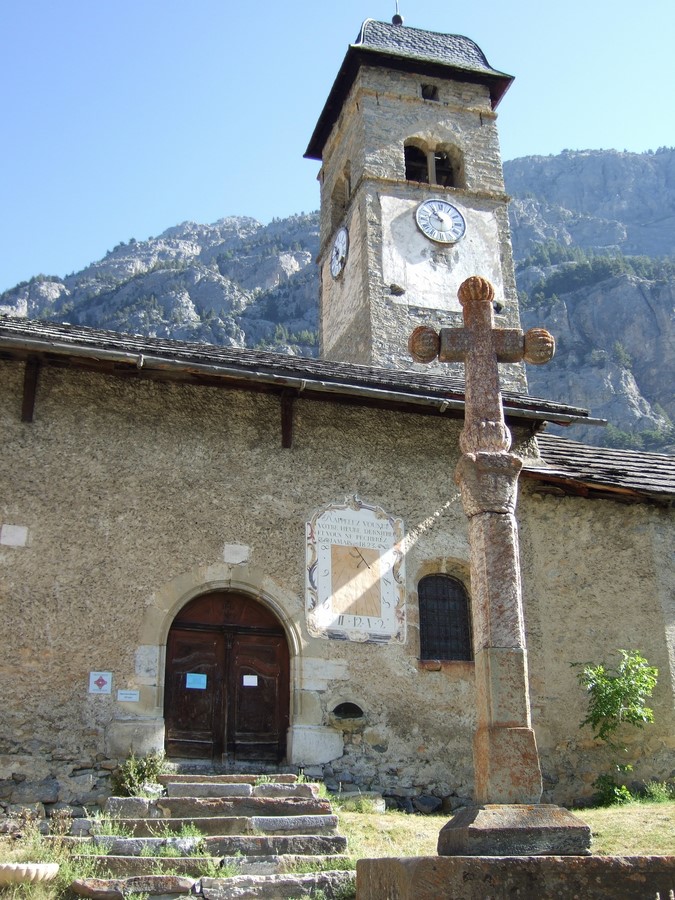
[305,19,513,161]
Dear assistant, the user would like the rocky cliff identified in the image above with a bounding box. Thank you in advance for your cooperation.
[0,214,320,356]
[506,148,675,449]
[1,149,673,451]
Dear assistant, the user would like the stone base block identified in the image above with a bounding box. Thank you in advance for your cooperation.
[438,805,591,856]
[287,725,343,766]
[474,726,542,804]
[104,718,164,759]
[356,855,675,899]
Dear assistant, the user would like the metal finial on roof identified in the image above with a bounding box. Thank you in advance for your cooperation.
[392,0,404,25]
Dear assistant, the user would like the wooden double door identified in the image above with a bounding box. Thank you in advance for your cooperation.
[164,592,290,762]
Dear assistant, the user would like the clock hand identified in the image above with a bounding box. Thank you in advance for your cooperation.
[433,210,452,229]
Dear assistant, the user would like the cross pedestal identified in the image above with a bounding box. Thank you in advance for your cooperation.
[409,275,590,856]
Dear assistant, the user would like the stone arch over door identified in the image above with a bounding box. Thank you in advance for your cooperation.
[164,590,290,762]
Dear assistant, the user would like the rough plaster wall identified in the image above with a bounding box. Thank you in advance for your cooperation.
[319,201,373,363]
[1,361,673,810]
[518,483,675,804]
[0,361,478,806]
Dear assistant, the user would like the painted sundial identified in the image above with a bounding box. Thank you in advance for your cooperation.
[306,496,406,642]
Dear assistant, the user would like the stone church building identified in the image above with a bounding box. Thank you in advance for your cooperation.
[1,19,673,818]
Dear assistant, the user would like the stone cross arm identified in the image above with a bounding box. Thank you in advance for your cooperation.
[409,276,555,368]
[409,276,555,454]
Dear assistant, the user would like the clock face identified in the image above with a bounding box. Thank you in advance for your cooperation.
[330,226,349,278]
[415,199,466,244]
[306,497,406,643]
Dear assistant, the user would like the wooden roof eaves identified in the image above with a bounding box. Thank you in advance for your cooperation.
[0,331,599,428]
[521,468,675,508]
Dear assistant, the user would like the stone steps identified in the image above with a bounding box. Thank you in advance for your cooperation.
[68,769,354,899]
[90,813,339,837]
[71,870,354,899]
[157,773,299,785]
[106,793,331,819]
[63,833,348,856]
[72,853,350,877]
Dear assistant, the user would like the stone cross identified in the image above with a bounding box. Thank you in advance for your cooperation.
[409,275,555,811]
[409,275,555,456]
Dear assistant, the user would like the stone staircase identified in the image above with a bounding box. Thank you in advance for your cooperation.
[65,772,355,899]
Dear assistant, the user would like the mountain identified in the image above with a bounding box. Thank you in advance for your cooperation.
[0,214,321,356]
[1,148,674,452]
[506,148,675,450]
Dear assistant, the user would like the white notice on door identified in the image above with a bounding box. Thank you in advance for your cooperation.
[243,675,258,687]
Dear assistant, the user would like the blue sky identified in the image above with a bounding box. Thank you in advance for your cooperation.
[1,0,673,292]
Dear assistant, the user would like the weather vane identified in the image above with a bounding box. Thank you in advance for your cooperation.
[392,1,404,25]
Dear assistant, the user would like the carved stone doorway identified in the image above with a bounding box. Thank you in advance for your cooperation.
[164,591,290,762]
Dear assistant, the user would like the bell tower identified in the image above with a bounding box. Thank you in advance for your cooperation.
[305,18,526,391]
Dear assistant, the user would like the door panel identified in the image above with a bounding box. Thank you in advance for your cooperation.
[230,634,289,759]
[164,592,289,762]
[164,629,225,758]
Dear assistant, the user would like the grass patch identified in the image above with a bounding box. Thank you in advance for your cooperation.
[331,795,380,814]
[337,802,675,860]
[291,857,356,874]
[337,809,446,859]
[579,801,675,855]
[89,816,134,839]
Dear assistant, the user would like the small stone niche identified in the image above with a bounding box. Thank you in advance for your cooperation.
[329,702,366,734]
[333,702,364,720]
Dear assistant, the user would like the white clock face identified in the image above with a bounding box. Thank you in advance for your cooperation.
[415,199,466,244]
[330,226,349,278]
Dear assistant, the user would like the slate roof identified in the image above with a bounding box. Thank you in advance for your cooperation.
[524,434,675,504]
[305,20,513,160]
[0,315,596,427]
[355,19,508,80]
[2,317,672,503]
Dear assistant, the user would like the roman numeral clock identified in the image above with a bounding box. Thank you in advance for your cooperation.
[415,199,466,244]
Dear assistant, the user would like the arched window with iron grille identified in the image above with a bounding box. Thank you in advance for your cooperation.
[418,574,472,661]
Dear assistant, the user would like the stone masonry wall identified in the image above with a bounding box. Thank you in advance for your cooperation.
[317,66,526,391]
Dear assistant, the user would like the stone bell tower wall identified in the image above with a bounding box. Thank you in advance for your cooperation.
[317,65,525,390]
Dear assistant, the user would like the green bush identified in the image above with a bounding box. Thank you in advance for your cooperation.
[576,650,657,745]
[593,772,633,806]
[111,749,168,797]
[575,650,658,806]
[642,781,675,803]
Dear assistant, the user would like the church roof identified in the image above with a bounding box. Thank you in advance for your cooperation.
[524,434,675,505]
[0,315,595,428]
[3,317,672,503]
[305,19,513,160]
[356,19,507,79]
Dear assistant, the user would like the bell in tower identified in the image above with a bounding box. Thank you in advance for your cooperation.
[305,18,526,392]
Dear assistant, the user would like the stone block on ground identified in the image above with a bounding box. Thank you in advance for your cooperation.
[249,813,339,835]
[438,804,591,856]
[201,870,355,899]
[356,855,675,899]
[155,795,330,818]
[71,875,196,899]
[413,795,442,814]
[165,783,252,798]
[252,782,317,799]
[202,834,348,857]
